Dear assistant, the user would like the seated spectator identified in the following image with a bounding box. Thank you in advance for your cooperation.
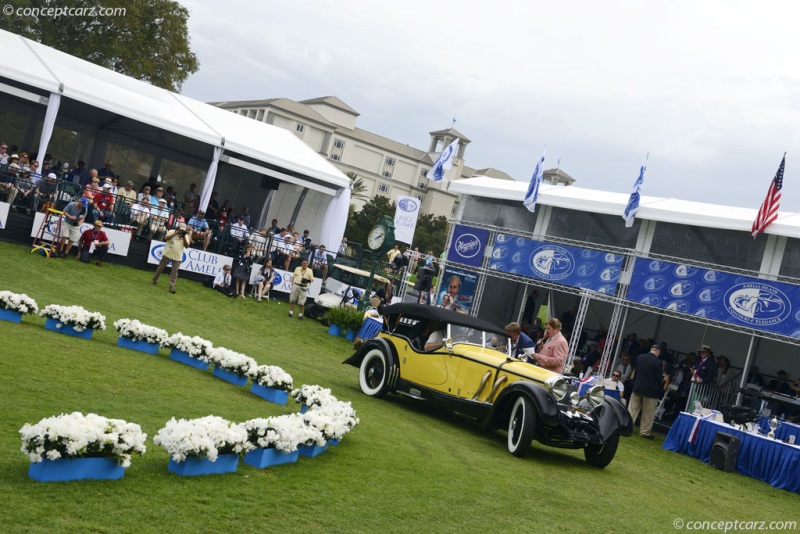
[149,198,170,240]
[282,235,299,270]
[715,356,738,388]
[183,183,198,214]
[271,228,289,268]
[129,197,151,237]
[232,244,256,299]
[229,215,249,256]
[76,220,111,266]
[151,186,166,207]
[167,210,186,230]
[289,232,303,264]
[165,185,177,205]
[238,206,251,228]
[187,210,211,250]
[56,198,88,258]
[93,183,116,225]
[579,340,602,376]
[0,162,18,202]
[610,370,627,406]
[255,259,275,302]
[746,365,765,387]
[211,265,233,296]
[98,161,116,179]
[219,199,233,223]
[117,180,136,211]
[768,370,794,396]
[267,219,280,235]
[311,245,329,280]
[137,184,152,203]
[206,191,221,220]
[250,227,269,260]
[35,173,58,211]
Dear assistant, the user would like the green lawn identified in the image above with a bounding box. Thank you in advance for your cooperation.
[0,240,796,533]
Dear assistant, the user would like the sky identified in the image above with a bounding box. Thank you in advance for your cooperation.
[179,0,800,213]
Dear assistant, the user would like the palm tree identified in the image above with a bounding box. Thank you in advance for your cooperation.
[346,171,370,202]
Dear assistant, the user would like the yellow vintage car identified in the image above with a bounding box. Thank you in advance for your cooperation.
[344,303,632,467]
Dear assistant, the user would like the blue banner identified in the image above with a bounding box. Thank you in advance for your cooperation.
[627,258,800,338]
[436,266,478,314]
[488,234,624,294]
[447,225,490,268]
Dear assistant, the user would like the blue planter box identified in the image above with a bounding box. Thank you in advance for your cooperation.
[327,324,341,336]
[244,448,299,468]
[213,366,248,386]
[250,383,289,405]
[328,439,340,446]
[168,454,239,476]
[44,317,94,339]
[344,329,356,341]
[300,404,310,414]
[117,336,160,355]
[0,308,22,323]
[29,457,125,482]
[298,444,328,458]
[169,348,210,370]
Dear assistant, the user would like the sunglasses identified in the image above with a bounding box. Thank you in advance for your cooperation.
[612,374,621,378]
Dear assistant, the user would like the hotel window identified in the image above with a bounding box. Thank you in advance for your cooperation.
[384,156,396,167]
[416,194,425,203]
[296,123,305,133]
[420,168,428,177]
[382,171,392,178]
[330,153,341,162]
[333,139,345,149]
[417,181,428,190]
[377,183,389,193]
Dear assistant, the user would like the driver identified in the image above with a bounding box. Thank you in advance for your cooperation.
[420,320,445,351]
[505,322,534,360]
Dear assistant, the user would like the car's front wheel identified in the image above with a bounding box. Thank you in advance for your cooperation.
[359,347,391,398]
[507,396,536,457]
[584,433,620,468]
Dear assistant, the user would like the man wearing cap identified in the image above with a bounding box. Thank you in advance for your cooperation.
[34,173,58,211]
[152,223,191,293]
[628,343,664,439]
[117,180,136,206]
[692,345,717,384]
[187,210,211,251]
[15,168,35,212]
[287,258,314,320]
[129,196,151,237]
[94,182,116,225]
[57,198,88,258]
[98,161,116,179]
[77,220,111,266]
[151,186,165,207]
[149,198,170,240]
[1,161,19,203]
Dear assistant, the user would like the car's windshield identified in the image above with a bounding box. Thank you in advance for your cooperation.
[447,324,509,352]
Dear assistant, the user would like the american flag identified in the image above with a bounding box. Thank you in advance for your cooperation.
[751,155,785,239]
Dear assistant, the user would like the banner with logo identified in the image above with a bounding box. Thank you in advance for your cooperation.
[0,202,9,230]
[436,266,478,314]
[488,234,624,294]
[394,195,420,245]
[627,258,800,338]
[447,224,489,268]
[31,212,131,256]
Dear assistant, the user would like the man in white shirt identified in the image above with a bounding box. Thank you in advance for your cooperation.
[211,265,233,295]
[229,215,249,255]
[130,197,151,236]
[149,198,170,240]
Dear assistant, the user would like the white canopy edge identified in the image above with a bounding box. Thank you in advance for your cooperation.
[449,176,800,239]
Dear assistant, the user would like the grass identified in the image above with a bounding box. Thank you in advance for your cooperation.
[0,240,796,533]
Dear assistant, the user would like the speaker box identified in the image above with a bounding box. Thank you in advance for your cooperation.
[709,431,740,472]
[414,266,434,291]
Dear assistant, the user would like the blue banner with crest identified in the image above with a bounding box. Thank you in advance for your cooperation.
[488,234,624,294]
[447,225,490,268]
[627,258,800,338]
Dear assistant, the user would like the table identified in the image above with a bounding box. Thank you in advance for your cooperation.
[664,412,800,493]
[756,416,800,442]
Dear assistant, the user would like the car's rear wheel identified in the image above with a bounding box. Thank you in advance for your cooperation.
[584,433,620,468]
[359,347,391,398]
[507,396,536,457]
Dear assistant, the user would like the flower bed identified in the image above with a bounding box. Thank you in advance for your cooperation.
[239,413,318,454]
[113,318,169,344]
[19,412,147,468]
[0,290,39,315]
[302,400,360,442]
[291,384,336,409]
[207,347,258,377]
[39,304,106,332]
[153,415,249,463]
[162,333,214,361]
[248,365,293,392]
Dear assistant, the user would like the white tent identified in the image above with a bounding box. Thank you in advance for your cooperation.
[0,30,350,248]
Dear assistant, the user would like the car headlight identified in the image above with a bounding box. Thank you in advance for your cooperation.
[585,385,605,408]
[545,376,568,401]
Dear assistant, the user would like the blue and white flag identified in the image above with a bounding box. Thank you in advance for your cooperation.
[622,162,647,228]
[523,149,546,213]
[429,138,459,182]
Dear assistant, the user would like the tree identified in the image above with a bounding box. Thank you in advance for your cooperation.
[345,171,369,202]
[3,0,199,92]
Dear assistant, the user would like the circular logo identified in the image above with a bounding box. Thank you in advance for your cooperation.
[666,300,690,313]
[150,244,166,262]
[580,249,600,259]
[495,234,510,244]
[600,266,621,282]
[272,272,282,285]
[515,237,528,247]
[492,245,510,260]
[674,264,698,278]
[647,260,671,273]
[577,263,598,278]
[703,270,726,283]
[694,306,720,319]
[596,284,617,295]
[574,279,594,289]
[669,281,695,298]
[530,245,575,280]
[604,253,623,265]
[511,251,523,264]
[454,233,481,259]
[489,262,507,272]
[398,198,418,212]
[640,294,662,306]
[643,275,667,291]
[698,286,723,304]
[724,283,791,326]
[790,329,800,339]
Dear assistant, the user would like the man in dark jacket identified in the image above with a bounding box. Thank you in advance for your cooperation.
[628,343,664,439]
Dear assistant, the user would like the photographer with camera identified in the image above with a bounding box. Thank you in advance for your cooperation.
[287,258,314,320]
[151,223,191,294]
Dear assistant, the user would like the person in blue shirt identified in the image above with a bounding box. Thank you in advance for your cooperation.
[505,322,535,360]
[187,210,211,251]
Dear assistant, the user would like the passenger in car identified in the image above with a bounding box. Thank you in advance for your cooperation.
[415,320,445,351]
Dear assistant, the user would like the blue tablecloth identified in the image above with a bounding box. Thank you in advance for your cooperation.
[756,416,800,442]
[664,413,800,493]
[355,317,383,341]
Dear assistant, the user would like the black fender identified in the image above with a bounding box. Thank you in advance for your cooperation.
[594,396,634,440]
[484,381,560,431]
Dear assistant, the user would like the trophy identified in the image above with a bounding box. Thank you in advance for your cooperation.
[768,417,779,439]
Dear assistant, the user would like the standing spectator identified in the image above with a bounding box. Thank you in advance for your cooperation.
[409,247,420,274]
[628,343,664,439]
[255,259,275,302]
[311,245,329,280]
[528,318,569,374]
[151,223,190,294]
[73,161,88,185]
[692,345,717,384]
[231,244,256,299]
[238,206,251,228]
[98,161,115,179]
[504,322,535,360]
[183,183,198,214]
[211,265,233,295]
[56,198,87,258]
[387,245,401,263]
[338,237,348,257]
[287,258,314,320]
[267,219,281,235]
[187,210,211,250]
[76,220,111,266]
[301,229,312,249]
[165,185,177,205]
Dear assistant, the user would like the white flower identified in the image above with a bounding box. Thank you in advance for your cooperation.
[239,413,318,453]
[207,347,258,377]
[39,304,106,331]
[153,415,250,463]
[248,365,293,391]
[305,400,360,441]
[19,412,147,467]
[163,333,213,360]
[0,291,39,315]
[113,318,169,344]
[291,384,337,408]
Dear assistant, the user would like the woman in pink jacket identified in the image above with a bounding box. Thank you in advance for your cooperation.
[529,318,569,374]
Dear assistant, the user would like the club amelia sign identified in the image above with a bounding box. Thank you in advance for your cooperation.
[447,225,489,268]
[30,211,131,256]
